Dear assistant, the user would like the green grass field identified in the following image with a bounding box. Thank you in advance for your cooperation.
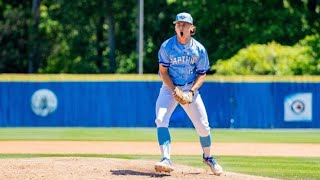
[0,128,319,180]
[1,127,320,143]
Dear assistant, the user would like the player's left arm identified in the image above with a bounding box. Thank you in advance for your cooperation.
[190,73,206,92]
[190,47,210,93]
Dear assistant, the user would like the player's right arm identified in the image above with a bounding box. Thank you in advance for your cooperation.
[159,64,175,93]
[158,39,175,93]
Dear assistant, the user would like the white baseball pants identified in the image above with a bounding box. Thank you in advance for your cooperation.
[155,84,210,137]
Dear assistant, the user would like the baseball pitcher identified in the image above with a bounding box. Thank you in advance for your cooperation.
[154,12,223,176]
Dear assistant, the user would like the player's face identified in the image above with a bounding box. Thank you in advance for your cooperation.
[175,22,192,39]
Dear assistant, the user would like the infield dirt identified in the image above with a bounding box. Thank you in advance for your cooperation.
[0,141,319,180]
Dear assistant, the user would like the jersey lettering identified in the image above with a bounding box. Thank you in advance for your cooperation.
[171,56,195,65]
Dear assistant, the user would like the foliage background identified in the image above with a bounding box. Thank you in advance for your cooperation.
[0,0,319,74]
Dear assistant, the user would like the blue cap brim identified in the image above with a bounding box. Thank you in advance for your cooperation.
[173,20,193,24]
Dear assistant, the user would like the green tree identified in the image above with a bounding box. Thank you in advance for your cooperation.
[0,1,31,72]
[39,0,138,73]
[213,35,320,75]
[1,0,319,74]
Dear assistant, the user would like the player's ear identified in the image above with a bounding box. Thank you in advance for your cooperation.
[190,25,196,35]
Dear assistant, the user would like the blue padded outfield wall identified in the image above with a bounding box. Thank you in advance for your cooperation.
[0,74,319,128]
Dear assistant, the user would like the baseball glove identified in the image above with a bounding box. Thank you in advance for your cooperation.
[173,87,193,105]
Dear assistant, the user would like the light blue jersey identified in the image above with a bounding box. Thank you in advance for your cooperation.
[158,35,210,85]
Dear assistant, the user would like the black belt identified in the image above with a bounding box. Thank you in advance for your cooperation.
[174,81,193,86]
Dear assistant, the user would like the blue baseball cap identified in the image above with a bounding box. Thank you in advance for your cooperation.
[173,12,193,25]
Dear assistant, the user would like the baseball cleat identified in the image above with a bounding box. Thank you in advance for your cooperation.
[203,154,223,176]
[154,157,174,173]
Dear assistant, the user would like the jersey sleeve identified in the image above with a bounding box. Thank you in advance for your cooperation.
[196,47,210,74]
[158,42,170,67]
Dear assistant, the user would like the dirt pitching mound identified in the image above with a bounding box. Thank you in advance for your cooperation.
[0,157,277,180]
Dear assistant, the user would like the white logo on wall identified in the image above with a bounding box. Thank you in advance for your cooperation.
[31,89,58,117]
[284,93,312,122]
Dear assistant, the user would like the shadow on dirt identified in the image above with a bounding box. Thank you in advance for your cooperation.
[110,170,171,178]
